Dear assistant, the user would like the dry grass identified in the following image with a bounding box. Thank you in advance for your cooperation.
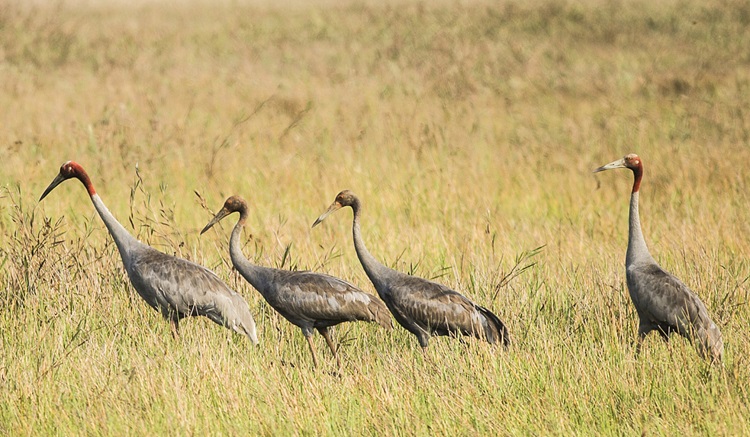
[1,0,750,434]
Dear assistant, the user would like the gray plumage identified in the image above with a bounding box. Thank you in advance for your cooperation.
[594,153,723,362]
[201,195,392,367]
[126,246,258,340]
[39,161,258,343]
[312,190,510,351]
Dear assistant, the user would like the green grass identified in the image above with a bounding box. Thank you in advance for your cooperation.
[2,0,750,434]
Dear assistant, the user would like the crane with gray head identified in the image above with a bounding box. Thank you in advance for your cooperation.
[312,190,510,352]
[201,195,392,368]
[39,161,258,343]
[594,153,723,362]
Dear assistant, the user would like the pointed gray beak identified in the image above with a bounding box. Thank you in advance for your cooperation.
[312,202,342,228]
[39,173,67,201]
[593,157,627,173]
[201,208,231,235]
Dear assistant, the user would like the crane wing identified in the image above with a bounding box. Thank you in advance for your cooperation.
[387,274,493,339]
[128,248,257,341]
[261,270,390,328]
[628,263,722,360]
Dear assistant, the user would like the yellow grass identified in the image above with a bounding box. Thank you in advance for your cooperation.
[1,0,749,434]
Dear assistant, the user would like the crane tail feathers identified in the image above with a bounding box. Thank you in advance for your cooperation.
[696,322,723,363]
[236,318,259,345]
[477,305,511,348]
[212,307,258,345]
[371,303,394,330]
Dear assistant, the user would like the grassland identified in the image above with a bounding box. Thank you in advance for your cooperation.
[1,0,750,434]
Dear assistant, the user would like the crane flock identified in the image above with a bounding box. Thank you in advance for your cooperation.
[36,155,725,366]
[200,195,392,367]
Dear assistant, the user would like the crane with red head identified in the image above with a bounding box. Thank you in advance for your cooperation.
[40,161,258,343]
[594,153,723,362]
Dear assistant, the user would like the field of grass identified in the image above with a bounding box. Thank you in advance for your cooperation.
[2,0,750,434]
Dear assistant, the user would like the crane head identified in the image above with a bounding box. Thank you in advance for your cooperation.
[311,190,357,228]
[593,153,644,192]
[201,195,248,234]
[39,161,92,201]
[593,153,642,173]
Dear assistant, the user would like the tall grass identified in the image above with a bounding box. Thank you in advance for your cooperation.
[1,0,749,434]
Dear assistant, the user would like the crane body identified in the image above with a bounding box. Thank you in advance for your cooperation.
[202,196,391,367]
[312,190,510,351]
[39,161,258,343]
[594,154,723,362]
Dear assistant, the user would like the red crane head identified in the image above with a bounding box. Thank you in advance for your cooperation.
[39,161,96,201]
[311,189,358,228]
[593,153,644,192]
[201,195,249,234]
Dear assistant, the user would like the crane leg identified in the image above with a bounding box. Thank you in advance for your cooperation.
[417,332,430,355]
[318,327,341,368]
[635,324,652,357]
[305,335,320,368]
[170,318,180,341]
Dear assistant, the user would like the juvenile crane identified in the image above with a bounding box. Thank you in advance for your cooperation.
[594,153,723,362]
[312,190,510,352]
[201,196,392,368]
[39,161,258,343]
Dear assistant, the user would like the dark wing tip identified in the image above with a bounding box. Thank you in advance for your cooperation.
[477,305,511,348]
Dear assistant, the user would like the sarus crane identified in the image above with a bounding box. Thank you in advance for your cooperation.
[39,161,258,343]
[201,195,392,367]
[594,153,723,362]
[312,190,510,352]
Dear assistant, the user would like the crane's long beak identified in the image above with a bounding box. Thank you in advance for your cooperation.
[593,157,626,173]
[201,208,231,235]
[39,173,67,201]
[311,202,342,228]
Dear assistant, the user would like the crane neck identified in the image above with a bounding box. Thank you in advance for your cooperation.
[74,167,97,196]
[350,200,392,289]
[229,217,272,294]
[90,194,140,260]
[626,191,654,266]
[632,164,643,193]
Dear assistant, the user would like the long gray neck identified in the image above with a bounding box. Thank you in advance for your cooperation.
[626,191,654,266]
[90,194,140,260]
[350,202,393,289]
[229,220,273,295]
